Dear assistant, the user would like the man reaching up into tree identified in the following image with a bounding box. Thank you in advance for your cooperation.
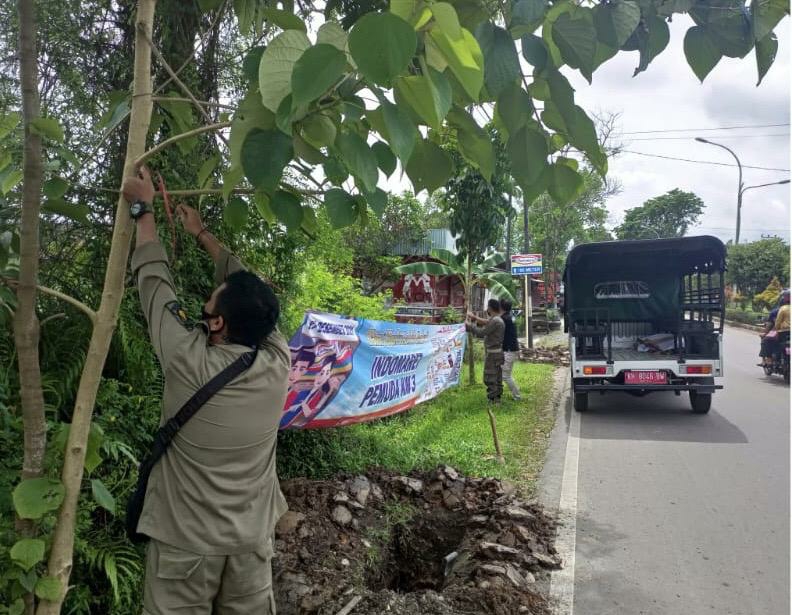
[467,299,505,404]
[123,167,288,614]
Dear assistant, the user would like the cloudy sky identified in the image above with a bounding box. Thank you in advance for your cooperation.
[566,16,790,244]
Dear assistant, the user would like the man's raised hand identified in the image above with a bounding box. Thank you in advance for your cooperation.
[176,203,204,237]
[122,165,156,205]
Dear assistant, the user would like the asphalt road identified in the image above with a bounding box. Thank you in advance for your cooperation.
[541,326,790,615]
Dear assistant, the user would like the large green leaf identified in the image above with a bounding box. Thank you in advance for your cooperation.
[510,0,547,37]
[405,139,454,194]
[241,128,294,194]
[348,12,417,86]
[552,9,597,82]
[394,68,452,130]
[372,141,397,176]
[10,538,45,571]
[291,44,347,107]
[90,479,116,515]
[270,190,304,231]
[474,22,521,99]
[158,95,197,154]
[34,577,62,602]
[258,30,311,112]
[301,113,337,148]
[293,133,326,164]
[335,131,378,192]
[542,0,575,67]
[752,0,788,42]
[222,166,244,203]
[430,248,463,270]
[479,252,507,271]
[756,32,778,85]
[230,90,276,171]
[224,197,249,231]
[42,177,69,199]
[13,478,65,520]
[507,126,548,187]
[96,91,130,133]
[323,156,348,184]
[41,199,90,223]
[0,112,21,140]
[547,162,584,205]
[395,261,457,276]
[379,98,418,163]
[0,168,22,195]
[317,21,349,53]
[483,277,517,302]
[432,2,462,38]
[29,117,64,142]
[447,107,494,181]
[496,82,534,137]
[254,192,276,224]
[261,7,307,31]
[428,27,484,101]
[593,0,640,48]
[391,0,418,21]
[521,34,548,70]
[242,46,266,85]
[684,26,722,82]
[324,188,359,228]
[364,187,389,216]
[628,13,670,76]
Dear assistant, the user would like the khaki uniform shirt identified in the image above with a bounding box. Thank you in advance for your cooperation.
[467,316,505,353]
[131,241,289,555]
[775,304,790,332]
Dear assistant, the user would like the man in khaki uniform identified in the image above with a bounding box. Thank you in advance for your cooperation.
[123,168,288,614]
[467,299,505,403]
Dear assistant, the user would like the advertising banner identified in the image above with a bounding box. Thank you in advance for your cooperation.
[280,312,467,429]
[511,253,543,275]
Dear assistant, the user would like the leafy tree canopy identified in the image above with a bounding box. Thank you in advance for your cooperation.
[726,236,790,297]
[615,188,705,240]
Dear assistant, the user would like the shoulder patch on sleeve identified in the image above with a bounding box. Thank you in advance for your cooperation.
[165,301,193,329]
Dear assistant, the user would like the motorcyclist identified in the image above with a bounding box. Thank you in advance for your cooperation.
[760,290,790,367]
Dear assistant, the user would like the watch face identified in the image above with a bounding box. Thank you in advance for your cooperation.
[130,202,142,217]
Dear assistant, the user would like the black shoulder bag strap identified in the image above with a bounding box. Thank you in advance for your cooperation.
[125,349,257,543]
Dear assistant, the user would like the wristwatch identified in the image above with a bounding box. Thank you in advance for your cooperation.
[129,200,153,220]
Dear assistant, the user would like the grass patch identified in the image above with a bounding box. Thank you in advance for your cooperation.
[278,359,557,491]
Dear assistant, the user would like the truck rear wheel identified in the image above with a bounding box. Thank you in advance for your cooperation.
[689,391,712,413]
[574,392,588,412]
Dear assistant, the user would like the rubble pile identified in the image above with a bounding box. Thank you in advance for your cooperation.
[519,344,570,366]
[273,466,559,615]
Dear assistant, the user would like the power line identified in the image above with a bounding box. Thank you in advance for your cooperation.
[622,122,790,135]
[628,133,790,141]
[620,150,791,172]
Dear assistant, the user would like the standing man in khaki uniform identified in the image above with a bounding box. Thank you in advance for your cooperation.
[123,167,289,614]
[466,299,505,403]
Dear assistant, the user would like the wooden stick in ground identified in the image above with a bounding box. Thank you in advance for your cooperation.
[487,406,505,464]
[335,596,362,615]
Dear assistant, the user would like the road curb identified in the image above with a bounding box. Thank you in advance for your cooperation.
[724,319,765,333]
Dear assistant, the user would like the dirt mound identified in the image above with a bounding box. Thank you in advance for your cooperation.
[273,466,559,615]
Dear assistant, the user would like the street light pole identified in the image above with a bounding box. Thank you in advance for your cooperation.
[695,137,744,244]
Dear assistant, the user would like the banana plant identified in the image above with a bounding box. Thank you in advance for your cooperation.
[395,248,516,384]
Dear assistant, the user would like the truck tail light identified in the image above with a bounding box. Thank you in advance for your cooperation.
[583,366,607,375]
[684,365,712,375]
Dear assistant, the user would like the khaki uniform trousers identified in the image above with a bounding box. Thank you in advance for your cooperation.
[143,539,276,615]
[483,351,505,401]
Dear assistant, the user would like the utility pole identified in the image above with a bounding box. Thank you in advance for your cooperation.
[523,196,533,348]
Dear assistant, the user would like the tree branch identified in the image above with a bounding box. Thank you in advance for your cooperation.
[3,278,97,324]
[139,24,230,148]
[134,121,231,166]
[152,96,235,109]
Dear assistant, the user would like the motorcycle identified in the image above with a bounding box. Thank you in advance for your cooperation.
[762,335,790,384]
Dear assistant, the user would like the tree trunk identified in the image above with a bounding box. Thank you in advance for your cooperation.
[465,254,475,385]
[15,1,47,612]
[36,0,157,611]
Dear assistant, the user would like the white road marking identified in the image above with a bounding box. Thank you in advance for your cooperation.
[549,396,581,615]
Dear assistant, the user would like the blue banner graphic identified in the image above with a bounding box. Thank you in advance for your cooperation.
[280,312,467,429]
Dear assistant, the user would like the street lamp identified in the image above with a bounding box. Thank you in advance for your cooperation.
[695,138,791,244]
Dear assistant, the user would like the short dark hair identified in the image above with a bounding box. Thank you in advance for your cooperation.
[499,298,512,314]
[487,298,501,312]
[215,270,279,347]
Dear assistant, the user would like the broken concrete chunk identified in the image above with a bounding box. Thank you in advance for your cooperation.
[331,505,353,526]
[348,475,371,506]
[441,465,459,481]
[533,551,562,568]
[505,564,527,588]
[479,542,521,559]
[395,476,424,493]
[333,491,351,504]
[504,506,535,521]
[275,511,306,536]
[479,564,507,576]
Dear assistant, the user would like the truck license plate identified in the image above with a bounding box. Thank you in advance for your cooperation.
[625,370,667,385]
